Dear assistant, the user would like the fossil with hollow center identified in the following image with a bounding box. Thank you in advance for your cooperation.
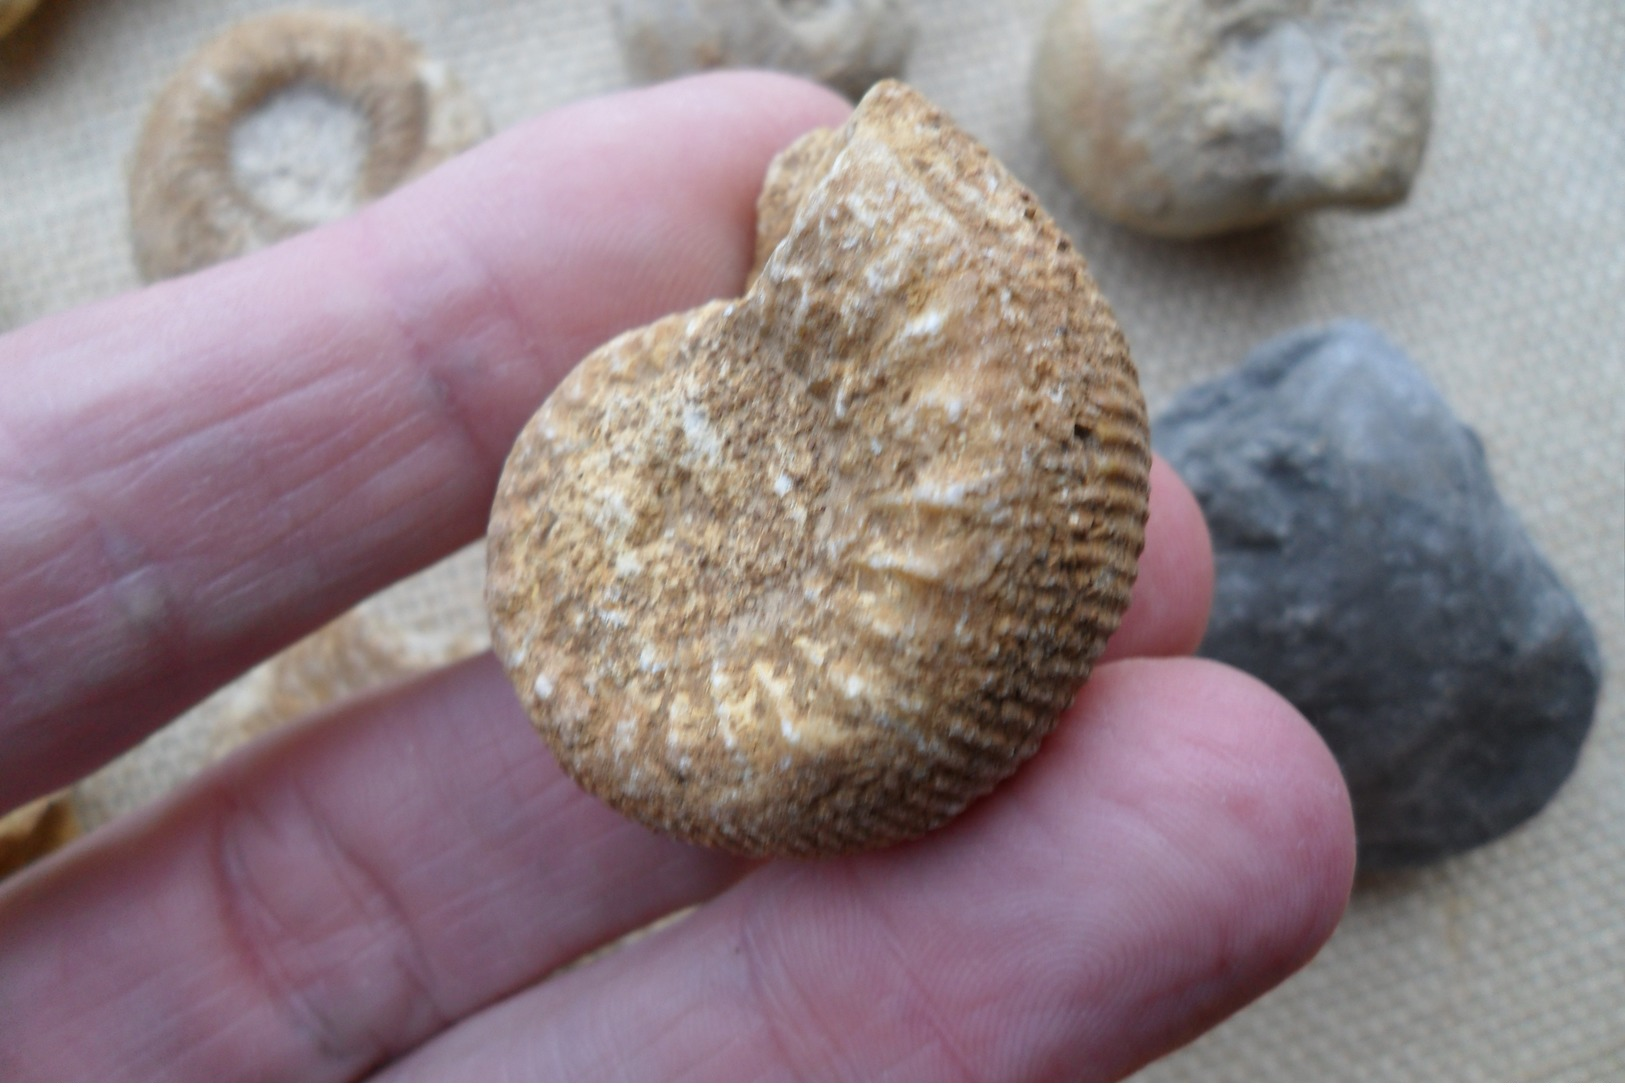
[487,81,1150,857]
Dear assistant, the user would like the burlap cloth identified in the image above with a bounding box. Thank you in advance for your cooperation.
[1,0,1619,1078]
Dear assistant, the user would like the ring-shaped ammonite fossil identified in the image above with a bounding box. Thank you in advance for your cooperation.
[128,8,487,280]
[487,82,1151,859]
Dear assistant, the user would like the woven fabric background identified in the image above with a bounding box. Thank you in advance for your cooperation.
[2,0,1620,1078]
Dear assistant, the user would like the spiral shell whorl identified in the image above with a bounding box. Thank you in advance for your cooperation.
[487,82,1149,857]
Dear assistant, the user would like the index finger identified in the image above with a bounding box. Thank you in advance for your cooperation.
[0,72,852,813]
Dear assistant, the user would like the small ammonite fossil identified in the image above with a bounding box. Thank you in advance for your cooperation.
[487,81,1150,858]
[1032,0,1434,238]
[611,0,916,100]
[128,8,488,281]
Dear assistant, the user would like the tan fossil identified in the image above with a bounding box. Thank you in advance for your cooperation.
[128,9,488,281]
[487,81,1150,858]
[1032,0,1434,238]
[204,608,481,762]
[612,0,916,101]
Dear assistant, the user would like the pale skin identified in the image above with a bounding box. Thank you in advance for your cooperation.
[0,73,1355,1078]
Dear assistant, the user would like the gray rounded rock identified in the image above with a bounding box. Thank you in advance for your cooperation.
[1154,321,1601,869]
[611,0,916,100]
[1033,0,1434,238]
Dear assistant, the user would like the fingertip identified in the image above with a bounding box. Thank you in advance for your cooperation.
[391,68,852,302]
[1081,656,1355,968]
[311,69,857,483]
[1102,454,1214,662]
[617,70,853,274]
[649,69,855,133]
[1159,657,1355,926]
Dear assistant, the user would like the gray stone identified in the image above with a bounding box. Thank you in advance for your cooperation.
[1032,0,1434,238]
[1154,321,1602,868]
[611,0,915,101]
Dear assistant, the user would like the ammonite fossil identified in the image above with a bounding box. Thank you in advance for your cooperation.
[487,81,1150,857]
[1032,0,1434,238]
[612,0,915,100]
[128,8,487,280]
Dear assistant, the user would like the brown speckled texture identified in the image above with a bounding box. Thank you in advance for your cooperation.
[487,81,1149,857]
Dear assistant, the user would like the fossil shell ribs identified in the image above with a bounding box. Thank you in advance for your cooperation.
[486,81,1150,857]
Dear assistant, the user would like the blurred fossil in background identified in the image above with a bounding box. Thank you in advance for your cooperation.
[613,0,915,99]
[1034,0,1433,238]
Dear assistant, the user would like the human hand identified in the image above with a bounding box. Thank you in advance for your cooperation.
[0,73,1354,1079]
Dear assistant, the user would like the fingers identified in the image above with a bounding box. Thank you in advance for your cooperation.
[0,73,852,811]
[0,472,1214,1082]
[0,655,754,1080]
[1101,455,1213,662]
[382,659,1355,1081]
[0,480,1246,1081]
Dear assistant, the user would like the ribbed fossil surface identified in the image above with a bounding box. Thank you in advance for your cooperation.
[487,81,1150,857]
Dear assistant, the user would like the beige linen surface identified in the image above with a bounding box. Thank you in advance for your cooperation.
[1,0,1620,1078]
